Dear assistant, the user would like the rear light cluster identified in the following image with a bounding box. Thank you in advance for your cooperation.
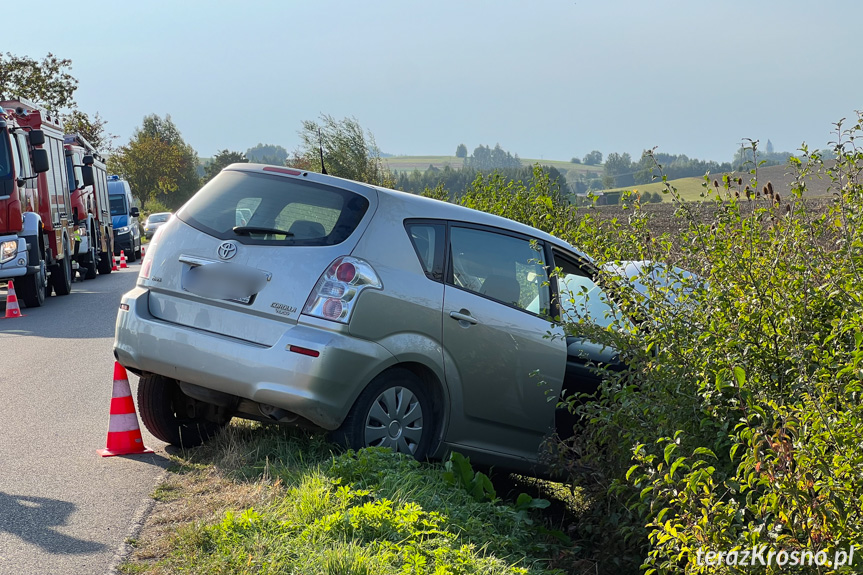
[303,256,382,323]
[138,228,162,281]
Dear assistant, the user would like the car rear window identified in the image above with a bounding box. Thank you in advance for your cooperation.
[177,170,370,246]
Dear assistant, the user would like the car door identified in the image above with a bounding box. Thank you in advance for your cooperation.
[441,224,567,460]
[550,249,627,438]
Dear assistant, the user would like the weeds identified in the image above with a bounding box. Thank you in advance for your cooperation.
[121,425,575,574]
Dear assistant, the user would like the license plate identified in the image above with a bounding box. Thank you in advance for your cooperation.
[182,263,267,304]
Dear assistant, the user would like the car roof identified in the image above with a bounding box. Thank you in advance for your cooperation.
[223,163,591,261]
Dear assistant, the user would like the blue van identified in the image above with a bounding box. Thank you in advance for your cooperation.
[107,175,141,261]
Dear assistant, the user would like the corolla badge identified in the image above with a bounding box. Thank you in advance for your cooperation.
[217,241,238,260]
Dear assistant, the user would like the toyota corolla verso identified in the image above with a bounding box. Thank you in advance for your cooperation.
[113,164,626,473]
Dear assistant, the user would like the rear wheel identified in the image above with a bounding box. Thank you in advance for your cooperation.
[137,374,226,447]
[333,368,435,460]
[84,240,98,280]
[18,259,47,308]
[98,246,112,274]
[50,239,72,296]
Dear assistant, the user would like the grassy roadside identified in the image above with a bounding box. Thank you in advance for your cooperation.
[119,422,585,575]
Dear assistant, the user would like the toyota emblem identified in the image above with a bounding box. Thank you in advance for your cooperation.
[217,241,238,260]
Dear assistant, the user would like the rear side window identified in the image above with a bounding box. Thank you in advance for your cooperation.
[405,221,445,281]
[178,171,370,246]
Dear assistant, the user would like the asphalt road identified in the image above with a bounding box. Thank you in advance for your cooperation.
[0,263,169,575]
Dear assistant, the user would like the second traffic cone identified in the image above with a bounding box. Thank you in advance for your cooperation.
[4,279,24,318]
[98,362,154,457]
[119,250,128,269]
[112,254,118,271]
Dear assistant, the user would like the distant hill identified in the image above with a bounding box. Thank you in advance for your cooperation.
[383,155,601,175]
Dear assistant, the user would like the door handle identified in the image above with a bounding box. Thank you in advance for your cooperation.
[449,310,478,325]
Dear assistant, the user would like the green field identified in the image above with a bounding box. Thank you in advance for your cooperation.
[603,177,713,202]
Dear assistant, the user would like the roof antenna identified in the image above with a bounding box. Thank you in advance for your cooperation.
[318,128,327,175]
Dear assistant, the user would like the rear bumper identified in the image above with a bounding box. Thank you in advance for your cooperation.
[113,287,396,429]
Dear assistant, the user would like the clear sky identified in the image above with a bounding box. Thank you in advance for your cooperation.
[5,0,861,163]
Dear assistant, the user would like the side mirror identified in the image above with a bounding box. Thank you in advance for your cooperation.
[28,130,45,147]
[130,207,140,218]
[81,165,95,187]
[31,148,50,174]
[83,155,94,166]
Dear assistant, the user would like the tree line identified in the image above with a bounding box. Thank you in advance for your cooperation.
[1,50,817,214]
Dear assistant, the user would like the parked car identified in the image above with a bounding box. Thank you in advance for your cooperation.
[143,212,172,239]
[113,164,637,474]
[108,175,141,261]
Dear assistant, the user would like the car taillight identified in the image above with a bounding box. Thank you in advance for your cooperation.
[303,256,382,323]
[138,231,160,282]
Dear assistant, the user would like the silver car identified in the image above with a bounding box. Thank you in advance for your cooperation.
[113,164,624,473]
[143,212,172,239]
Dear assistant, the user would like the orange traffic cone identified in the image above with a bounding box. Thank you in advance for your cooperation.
[119,250,128,269]
[98,362,154,457]
[141,244,146,257]
[4,279,24,318]
[112,254,119,271]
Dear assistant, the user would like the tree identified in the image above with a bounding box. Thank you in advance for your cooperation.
[583,150,603,165]
[295,114,392,186]
[0,52,78,112]
[604,152,634,187]
[203,149,248,183]
[108,114,200,209]
[63,110,117,153]
[570,157,581,164]
[246,143,288,165]
[766,139,774,154]
[455,143,468,158]
[465,144,521,171]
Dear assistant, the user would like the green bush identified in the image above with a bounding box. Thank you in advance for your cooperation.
[430,118,863,572]
[550,116,863,573]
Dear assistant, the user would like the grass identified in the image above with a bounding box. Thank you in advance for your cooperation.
[120,421,584,575]
[602,177,711,202]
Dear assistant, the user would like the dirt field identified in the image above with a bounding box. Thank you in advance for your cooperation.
[590,196,837,248]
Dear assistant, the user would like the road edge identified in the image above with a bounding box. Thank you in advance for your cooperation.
[106,469,167,574]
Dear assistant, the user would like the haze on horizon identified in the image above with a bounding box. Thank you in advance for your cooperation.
[5,0,861,163]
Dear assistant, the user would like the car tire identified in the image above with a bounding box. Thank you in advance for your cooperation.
[84,243,98,280]
[333,368,435,460]
[50,239,73,296]
[18,260,47,308]
[98,247,112,275]
[137,374,225,447]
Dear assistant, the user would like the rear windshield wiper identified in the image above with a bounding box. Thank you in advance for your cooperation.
[232,226,294,236]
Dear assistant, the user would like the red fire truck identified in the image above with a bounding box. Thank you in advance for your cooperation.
[0,99,76,307]
[64,133,113,278]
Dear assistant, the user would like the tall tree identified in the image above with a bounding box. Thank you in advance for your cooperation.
[604,152,634,187]
[455,143,468,158]
[295,114,392,186]
[246,143,288,165]
[583,150,603,165]
[108,114,200,209]
[203,149,248,183]
[466,144,521,170]
[63,110,116,153]
[0,52,78,112]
